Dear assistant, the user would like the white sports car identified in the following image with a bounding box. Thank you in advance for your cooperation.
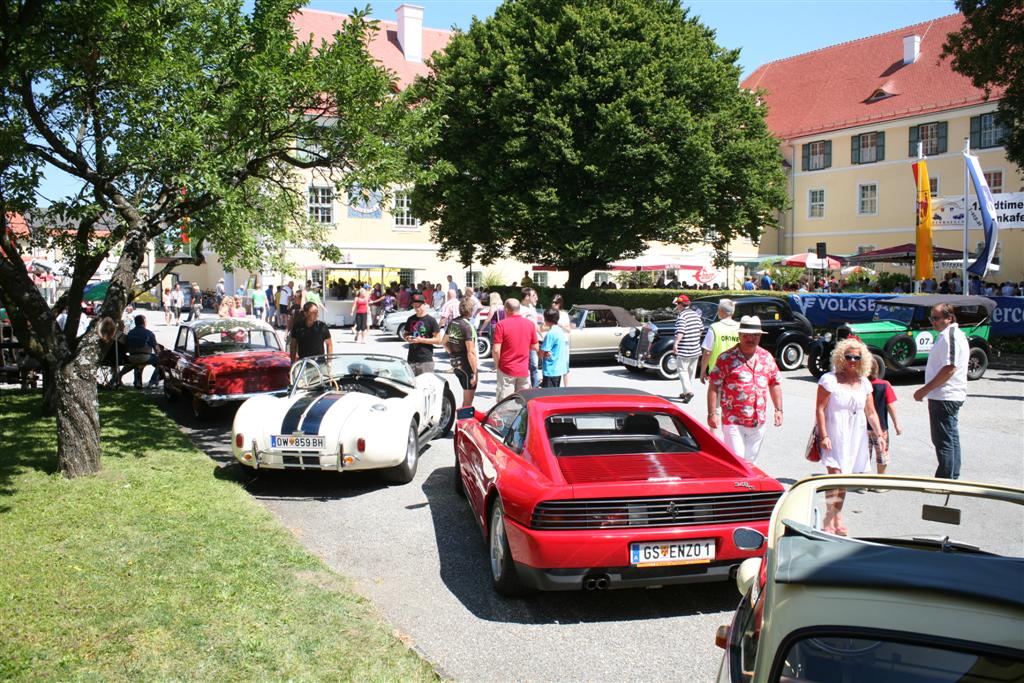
[231,354,456,483]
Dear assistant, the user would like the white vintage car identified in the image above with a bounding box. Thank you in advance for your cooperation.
[231,353,456,483]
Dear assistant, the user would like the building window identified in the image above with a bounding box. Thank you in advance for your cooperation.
[593,272,613,285]
[971,113,1008,150]
[974,112,1007,148]
[532,272,549,287]
[909,121,947,156]
[858,183,878,215]
[308,186,333,224]
[851,132,884,164]
[464,271,481,289]
[984,170,1004,194]
[398,269,416,286]
[929,177,939,197]
[392,191,420,230]
[802,140,831,171]
[808,189,825,218]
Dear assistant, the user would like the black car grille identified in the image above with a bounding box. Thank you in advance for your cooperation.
[531,491,782,530]
[281,454,324,467]
[635,331,652,359]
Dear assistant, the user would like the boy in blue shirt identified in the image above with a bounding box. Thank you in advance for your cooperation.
[539,309,569,388]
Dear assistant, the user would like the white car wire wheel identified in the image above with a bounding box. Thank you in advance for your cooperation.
[384,420,419,484]
[476,335,492,359]
[489,499,527,597]
[436,389,456,438]
[395,323,406,340]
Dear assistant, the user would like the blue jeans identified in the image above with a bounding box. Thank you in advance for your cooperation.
[929,399,963,479]
[529,350,541,388]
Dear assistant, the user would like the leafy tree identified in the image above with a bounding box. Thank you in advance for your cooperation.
[942,0,1024,166]
[408,0,788,288]
[0,0,424,477]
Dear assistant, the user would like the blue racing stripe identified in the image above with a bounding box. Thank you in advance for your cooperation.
[298,393,342,435]
[280,394,318,434]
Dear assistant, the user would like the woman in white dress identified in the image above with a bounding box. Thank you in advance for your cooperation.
[814,338,886,535]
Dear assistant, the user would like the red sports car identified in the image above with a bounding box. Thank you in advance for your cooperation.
[454,388,784,596]
[159,318,291,419]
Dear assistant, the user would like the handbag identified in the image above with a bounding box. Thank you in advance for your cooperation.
[805,425,821,462]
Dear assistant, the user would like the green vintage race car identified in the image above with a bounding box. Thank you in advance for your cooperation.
[807,294,996,380]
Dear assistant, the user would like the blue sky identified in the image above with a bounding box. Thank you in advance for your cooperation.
[38,0,959,202]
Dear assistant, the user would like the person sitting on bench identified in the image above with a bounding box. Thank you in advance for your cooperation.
[119,315,163,388]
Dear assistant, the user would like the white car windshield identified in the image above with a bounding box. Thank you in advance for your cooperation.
[872,303,916,325]
[293,354,415,390]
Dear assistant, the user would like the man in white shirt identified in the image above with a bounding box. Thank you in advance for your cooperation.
[913,302,969,479]
[520,287,541,387]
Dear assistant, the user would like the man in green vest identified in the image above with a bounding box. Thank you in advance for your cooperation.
[700,299,740,383]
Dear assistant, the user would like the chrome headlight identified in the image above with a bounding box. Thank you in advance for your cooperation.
[646,330,656,343]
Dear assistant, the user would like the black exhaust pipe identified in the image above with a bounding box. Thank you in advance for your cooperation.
[595,576,610,590]
[583,577,597,591]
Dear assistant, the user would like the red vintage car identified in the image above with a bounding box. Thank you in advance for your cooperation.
[454,388,784,596]
[159,318,291,419]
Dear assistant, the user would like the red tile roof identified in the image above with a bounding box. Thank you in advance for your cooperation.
[741,14,1004,140]
[5,213,29,237]
[291,8,452,90]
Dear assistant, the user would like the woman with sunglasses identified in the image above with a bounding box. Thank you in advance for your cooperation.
[814,338,886,535]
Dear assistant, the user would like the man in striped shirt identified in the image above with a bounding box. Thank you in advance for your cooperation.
[673,294,703,403]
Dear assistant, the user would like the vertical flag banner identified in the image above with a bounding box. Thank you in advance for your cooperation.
[911,160,933,281]
[965,153,1000,277]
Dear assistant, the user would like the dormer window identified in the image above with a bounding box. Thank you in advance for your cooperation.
[867,89,892,102]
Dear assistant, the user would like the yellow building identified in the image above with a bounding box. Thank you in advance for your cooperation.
[743,14,1023,283]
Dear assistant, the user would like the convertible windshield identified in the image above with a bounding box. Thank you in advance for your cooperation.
[812,485,1023,558]
[872,303,916,325]
[294,354,415,390]
[196,327,281,355]
[546,411,699,456]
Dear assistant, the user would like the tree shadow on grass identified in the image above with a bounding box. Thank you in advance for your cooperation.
[0,391,58,509]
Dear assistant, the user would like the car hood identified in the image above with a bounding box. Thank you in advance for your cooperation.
[273,390,370,436]
[845,320,908,334]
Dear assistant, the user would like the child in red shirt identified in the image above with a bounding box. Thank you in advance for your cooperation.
[868,359,902,474]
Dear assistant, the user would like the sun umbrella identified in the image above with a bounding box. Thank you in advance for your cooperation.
[841,265,876,276]
[83,281,110,302]
[781,253,842,270]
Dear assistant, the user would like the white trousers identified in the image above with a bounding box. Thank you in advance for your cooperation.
[721,423,768,463]
[677,355,700,395]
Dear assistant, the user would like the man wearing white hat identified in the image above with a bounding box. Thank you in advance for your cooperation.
[706,315,784,463]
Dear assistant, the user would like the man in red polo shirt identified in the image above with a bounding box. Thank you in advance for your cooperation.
[492,298,539,401]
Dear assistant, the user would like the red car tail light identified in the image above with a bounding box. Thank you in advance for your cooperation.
[235,433,244,449]
[356,438,365,453]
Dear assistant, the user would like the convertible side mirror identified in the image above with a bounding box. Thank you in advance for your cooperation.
[456,407,475,421]
[735,557,762,597]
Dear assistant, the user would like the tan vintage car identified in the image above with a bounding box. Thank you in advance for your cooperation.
[714,475,1024,683]
[564,304,640,358]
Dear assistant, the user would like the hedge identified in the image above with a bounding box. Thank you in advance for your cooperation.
[485,286,789,311]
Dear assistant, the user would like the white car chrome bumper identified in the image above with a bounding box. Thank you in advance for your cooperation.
[199,388,288,405]
[616,354,658,370]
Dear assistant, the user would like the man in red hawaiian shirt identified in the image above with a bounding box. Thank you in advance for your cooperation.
[706,315,784,463]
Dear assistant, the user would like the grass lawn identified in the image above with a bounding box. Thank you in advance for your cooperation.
[0,392,437,681]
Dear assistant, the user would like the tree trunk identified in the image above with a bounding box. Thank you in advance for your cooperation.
[54,358,102,477]
[41,364,57,416]
[565,263,596,290]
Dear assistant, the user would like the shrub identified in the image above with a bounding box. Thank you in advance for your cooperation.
[992,336,1024,355]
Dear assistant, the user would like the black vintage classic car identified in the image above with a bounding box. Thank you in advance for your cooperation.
[615,296,814,379]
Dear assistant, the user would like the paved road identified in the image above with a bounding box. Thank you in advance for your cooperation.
[149,318,1024,682]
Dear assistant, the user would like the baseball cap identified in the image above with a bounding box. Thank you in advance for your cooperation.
[673,294,690,305]
[410,293,426,304]
[362,283,370,290]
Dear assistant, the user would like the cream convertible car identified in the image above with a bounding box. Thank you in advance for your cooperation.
[231,354,456,483]
[715,475,1024,683]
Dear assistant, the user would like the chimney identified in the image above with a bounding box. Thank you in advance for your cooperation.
[396,4,424,63]
[903,34,920,65]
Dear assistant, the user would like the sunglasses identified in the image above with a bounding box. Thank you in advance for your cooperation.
[929,314,947,321]
[844,354,862,361]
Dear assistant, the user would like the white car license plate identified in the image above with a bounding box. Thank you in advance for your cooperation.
[629,539,716,567]
[270,434,325,450]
